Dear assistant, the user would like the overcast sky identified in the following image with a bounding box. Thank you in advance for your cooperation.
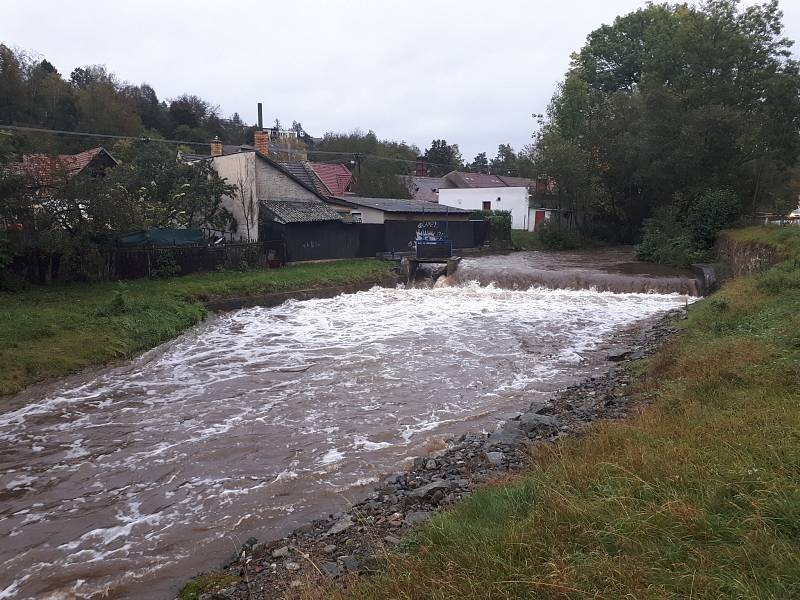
[3,0,799,160]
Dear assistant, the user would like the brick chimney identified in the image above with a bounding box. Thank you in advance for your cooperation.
[210,136,223,157]
[254,129,269,156]
[415,156,427,177]
[253,101,269,155]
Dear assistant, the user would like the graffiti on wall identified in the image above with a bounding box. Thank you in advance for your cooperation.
[415,221,447,242]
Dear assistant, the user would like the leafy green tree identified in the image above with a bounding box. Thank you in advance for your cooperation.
[424,139,462,176]
[468,152,489,173]
[534,0,800,241]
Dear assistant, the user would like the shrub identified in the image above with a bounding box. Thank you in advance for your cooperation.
[96,283,130,316]
[536,217,581,250]
[150,251,180,279]
[687,188,741,248]
[756,260,800,295]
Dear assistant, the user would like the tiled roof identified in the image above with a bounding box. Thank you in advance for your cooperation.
[261,200,343,224]
[444,171,534,189]
[308,162,353,196]
[277,161,330,197]
[9,148,117,186]
[332,195,470,214]
[401,175,449,203]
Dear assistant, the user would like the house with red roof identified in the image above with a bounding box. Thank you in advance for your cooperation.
[8,147,118,191]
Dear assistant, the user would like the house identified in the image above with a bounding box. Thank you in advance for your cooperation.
[8,147,118,191]
[180,128,343,243]
[435,171,558,231]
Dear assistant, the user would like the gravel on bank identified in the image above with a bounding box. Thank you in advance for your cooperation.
[180,309,684,600]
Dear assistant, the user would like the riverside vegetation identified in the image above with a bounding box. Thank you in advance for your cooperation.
[293,225,796,599]
[0,259,395,397]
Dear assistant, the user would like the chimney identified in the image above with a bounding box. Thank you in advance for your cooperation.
[254,102,269,155]
[254,129,269,156]
[210,136,223,157]
[415,156,427,177]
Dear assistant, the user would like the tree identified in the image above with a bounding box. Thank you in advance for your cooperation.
[468,152,489,173]
[424,139,462,176]
[231,158,257,240]
[490,144,520,176]
[534,0,800,241]
[311,129,419,198]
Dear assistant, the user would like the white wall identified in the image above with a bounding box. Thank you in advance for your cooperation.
[211,153,259,241]
[349,206,385,224]
[438,187,530,229]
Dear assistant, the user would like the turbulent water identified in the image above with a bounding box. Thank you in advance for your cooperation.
[0,251,695,599]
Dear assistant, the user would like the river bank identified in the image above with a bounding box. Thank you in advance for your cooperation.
[322,227,800,599]
[0,259,397,397]
[177,310,685,599]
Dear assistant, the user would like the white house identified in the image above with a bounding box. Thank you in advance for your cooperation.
[438,186,535,230]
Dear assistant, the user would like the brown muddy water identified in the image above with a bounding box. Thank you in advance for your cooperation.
[0,249,696,599]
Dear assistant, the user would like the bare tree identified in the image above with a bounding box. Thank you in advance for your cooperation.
[232,158,257,240]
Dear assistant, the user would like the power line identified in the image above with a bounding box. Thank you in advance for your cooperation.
[0,123,465,169]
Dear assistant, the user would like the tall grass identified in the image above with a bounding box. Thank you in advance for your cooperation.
[0,260,395,396]
[329,227,800,599]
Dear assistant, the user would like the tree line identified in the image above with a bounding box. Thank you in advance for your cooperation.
[531,0,800,260]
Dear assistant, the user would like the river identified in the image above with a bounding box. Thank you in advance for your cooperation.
[0,250,695,599]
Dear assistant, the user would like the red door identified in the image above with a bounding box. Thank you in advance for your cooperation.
[534,209,546,231]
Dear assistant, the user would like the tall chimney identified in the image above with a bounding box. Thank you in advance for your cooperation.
[415,156,427,177]
[254,102,268,155]
[210,136,223,157]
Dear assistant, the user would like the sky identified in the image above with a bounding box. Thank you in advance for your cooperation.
[3,0,800,160]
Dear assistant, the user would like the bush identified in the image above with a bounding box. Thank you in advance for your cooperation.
[756,260,800,295]
[150,251,180,279]
[687,188,740,247]
[96,283,130,316]
[637,190,739,267]
[536,217,581,250]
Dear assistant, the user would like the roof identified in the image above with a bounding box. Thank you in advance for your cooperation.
[261,200,343,224]
[444,171,534,189]
[402,175,450,203]
[331,195,470,214]
[9,147,118,186]
[308,162,353,196]
[178,149,328,201]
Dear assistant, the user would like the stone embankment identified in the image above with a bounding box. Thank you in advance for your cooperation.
[185,311,684,600]
[715,234,785,276]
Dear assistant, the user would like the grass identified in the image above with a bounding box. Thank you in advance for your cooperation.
[724,225,800,257]
[176,572,240,600]
[326,226,800,599]
[0,259,395,397]
[511,230,545,251]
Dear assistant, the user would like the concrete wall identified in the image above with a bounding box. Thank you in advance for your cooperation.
[212,152,322,241]
[438,187,530,230]
[254,157,319,203]
[350,206,385,224]
[211,153,259,241]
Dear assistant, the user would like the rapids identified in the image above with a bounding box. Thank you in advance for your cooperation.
[0,250,695,599]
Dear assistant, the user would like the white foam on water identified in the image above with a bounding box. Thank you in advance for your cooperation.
[0,280,693,599]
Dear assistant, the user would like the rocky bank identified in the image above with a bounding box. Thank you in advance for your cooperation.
[182,309,685,600]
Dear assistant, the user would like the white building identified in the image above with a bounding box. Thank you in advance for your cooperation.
[438,186,537,230]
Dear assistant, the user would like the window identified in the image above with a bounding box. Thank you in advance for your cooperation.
[482,201,491,211]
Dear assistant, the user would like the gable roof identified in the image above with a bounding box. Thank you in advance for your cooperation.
[331,195,470,214]
[261,200,343,224]
[179,149,329,201]
[443,171,535,189]
[308,162,353,196]
[9,147,118,186]
[402,175,450,203]
[277,161,331,197]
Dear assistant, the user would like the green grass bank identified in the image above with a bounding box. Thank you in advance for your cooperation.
[329,226,800,599]
[0,259,395,397]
